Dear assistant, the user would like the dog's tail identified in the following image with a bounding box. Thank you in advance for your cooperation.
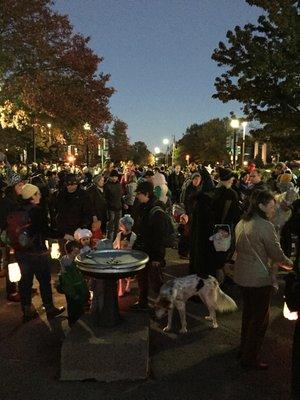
[215,285,237,313]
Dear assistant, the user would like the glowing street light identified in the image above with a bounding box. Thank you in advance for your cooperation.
[84,123,91,165]
[230,119,240,129]
[163,138,169,145]
[154,147,160,154]
[230,119,240,169]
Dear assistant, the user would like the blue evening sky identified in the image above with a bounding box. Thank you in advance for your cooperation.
[54,0,262,151]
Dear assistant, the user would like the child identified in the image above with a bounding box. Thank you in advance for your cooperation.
[58,241,89,326]
[113,214,136,296]
[74,228,93,254]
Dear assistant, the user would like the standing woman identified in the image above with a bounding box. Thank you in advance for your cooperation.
[234,190,293,370]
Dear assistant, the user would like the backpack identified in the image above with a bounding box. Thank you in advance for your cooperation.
[6,209,33,251]
[149,206,177,248]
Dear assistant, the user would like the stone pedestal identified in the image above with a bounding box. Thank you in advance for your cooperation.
[60,312,149,382]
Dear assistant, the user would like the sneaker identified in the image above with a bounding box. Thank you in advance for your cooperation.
[45,305,65,319]
[130,302,149,311]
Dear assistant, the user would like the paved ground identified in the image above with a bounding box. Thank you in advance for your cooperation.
[0,249,296,400]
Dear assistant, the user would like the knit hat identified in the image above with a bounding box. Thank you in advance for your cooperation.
[119,214,134,230]
[65,173,79,185]
[218,167,234,182]
[21,183,39,200]
[110,169,119,178]
[191,172,201,180]
[7,171,23,187]
[74,228,92,241]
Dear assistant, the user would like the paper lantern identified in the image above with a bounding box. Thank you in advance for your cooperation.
[283,302,298,321]
[51,243,60,259]
[8,262,21,282]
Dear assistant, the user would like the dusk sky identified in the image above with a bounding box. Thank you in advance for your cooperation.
[54,0,262,151]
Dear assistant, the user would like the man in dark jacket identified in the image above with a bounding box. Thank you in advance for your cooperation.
[53,174,93,253]
[14,184,65,322]
[132,181,166,310]
[104,170,122,241]
[86,174,107,235]
[168,165,185,203]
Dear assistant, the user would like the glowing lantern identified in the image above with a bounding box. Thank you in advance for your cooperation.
[283,302,298,321]
[8,262,21,282]
[51,243,60,259]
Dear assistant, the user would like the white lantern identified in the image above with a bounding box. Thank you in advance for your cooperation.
[51,243,60,259]
[8,262,21,282]
[283,302,298,321]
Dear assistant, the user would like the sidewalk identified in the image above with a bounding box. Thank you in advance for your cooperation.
[0,250,295,400]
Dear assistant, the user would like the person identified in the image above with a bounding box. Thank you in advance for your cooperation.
[152,169,170,205]
[0,171,24,302]
[53,173,93,253]
[131,181,166,310]
[113,214,137,296]
[104,169,122,241]
[267,162,286,192]
[234,190,293,370]
[123,172,137,214]
[210,167,241,280]
[58,240,89,326]
[86,174,107,236]
[168,165,185,204]
[181,172,202,217]
[13,183,65,322]
[74,228,93,254]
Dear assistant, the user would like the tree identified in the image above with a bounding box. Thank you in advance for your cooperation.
[176,118,231,163]
[212,0,300,150]
[109,119,131,162]
[0,0,114,149]
[129,141,150,165]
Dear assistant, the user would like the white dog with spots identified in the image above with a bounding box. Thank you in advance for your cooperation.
[155,274,237,333]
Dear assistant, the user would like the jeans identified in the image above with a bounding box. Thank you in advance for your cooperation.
[107,210,122,241]
[16,252,53,307]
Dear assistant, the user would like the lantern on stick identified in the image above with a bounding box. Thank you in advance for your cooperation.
[8,262,21,282]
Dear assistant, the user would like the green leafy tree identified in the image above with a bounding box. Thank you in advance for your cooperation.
[212,0,300,153]
[129,141,150,165]
[109,119,131,162]
[177,118,231,163]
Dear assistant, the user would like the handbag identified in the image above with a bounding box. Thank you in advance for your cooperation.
[211,200,232,252]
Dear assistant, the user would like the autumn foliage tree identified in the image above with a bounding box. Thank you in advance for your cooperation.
[212,0,300,157]
[0,0,114,154]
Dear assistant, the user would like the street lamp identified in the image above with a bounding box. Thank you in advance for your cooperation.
[84,123,91,166]
[241,121,247,165]
[230,119,240,169]
[154,147,160,154]
[162,138,169,165]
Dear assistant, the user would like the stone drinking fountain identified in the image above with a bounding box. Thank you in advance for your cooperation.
[75,249,149,327]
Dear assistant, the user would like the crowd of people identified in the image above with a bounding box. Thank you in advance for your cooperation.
[0,152,300,396]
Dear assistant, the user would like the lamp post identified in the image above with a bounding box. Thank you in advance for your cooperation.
[230,119,239,170]
[162,138,169,165]
[84,123,91,166]
[154,147,160,166]
[241,121,247,165]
